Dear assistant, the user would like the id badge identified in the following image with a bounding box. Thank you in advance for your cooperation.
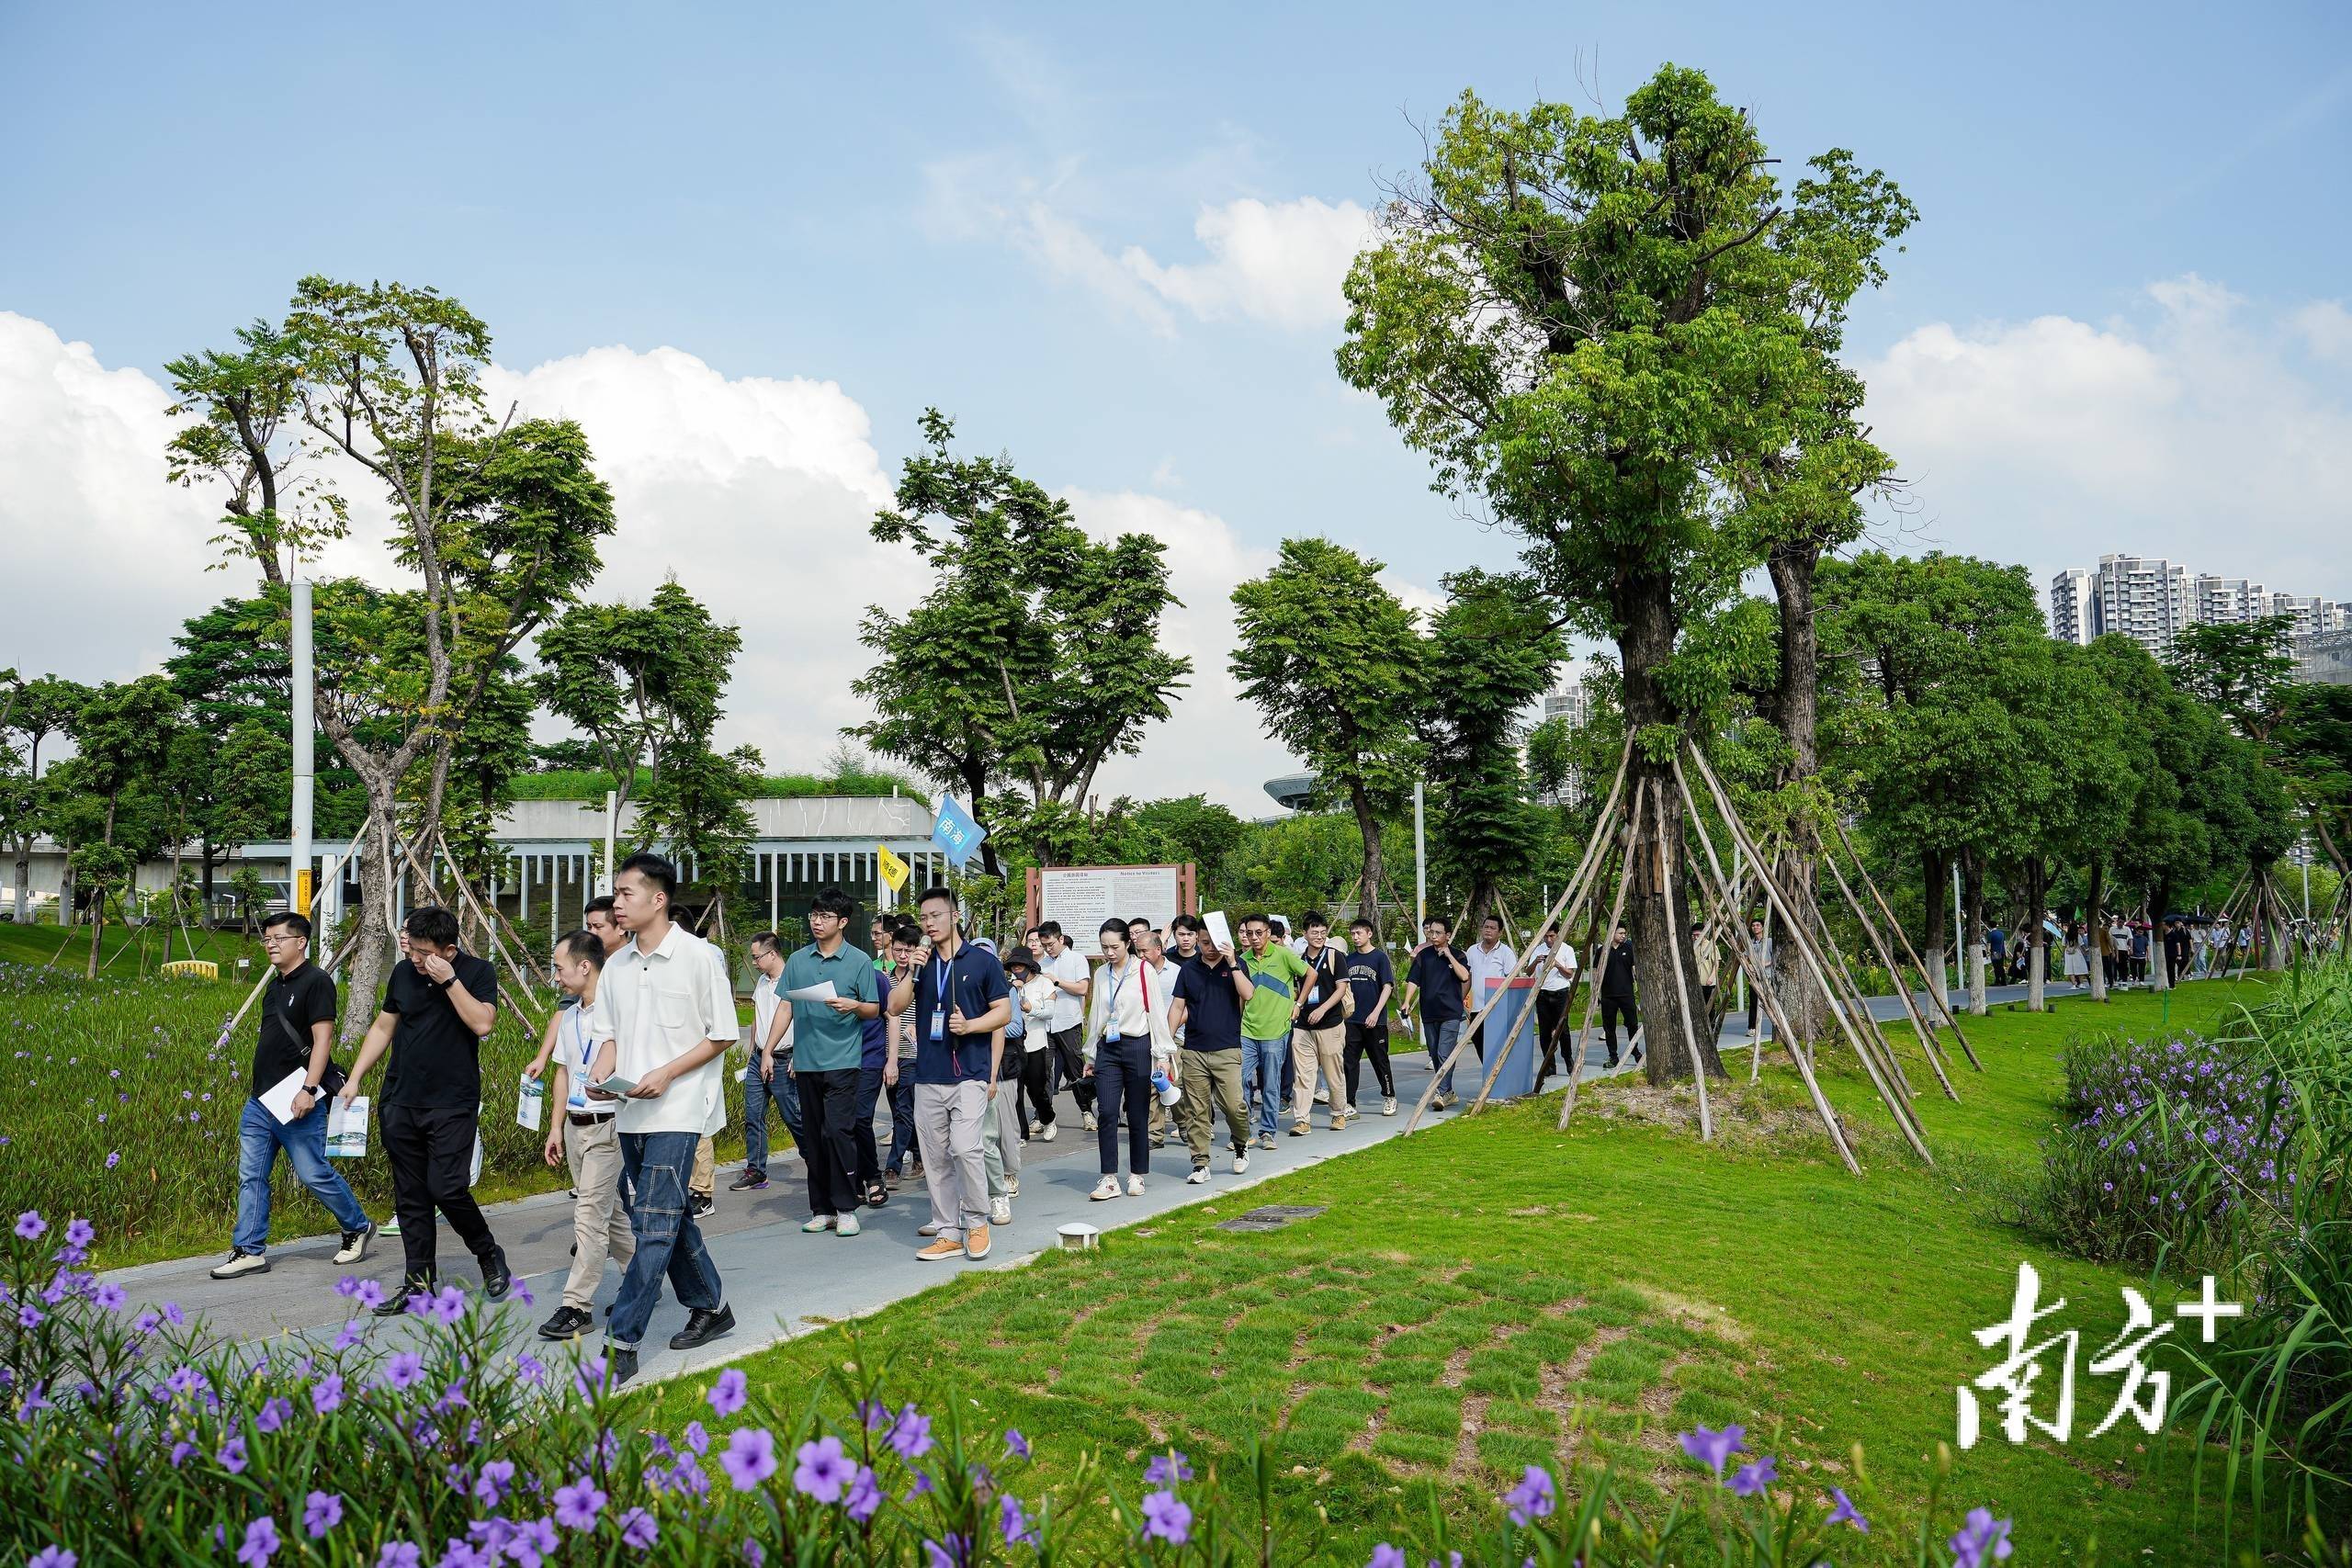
[929,1006,946,1043]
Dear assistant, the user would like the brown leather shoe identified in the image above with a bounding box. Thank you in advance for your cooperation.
[916,1236,967,1262]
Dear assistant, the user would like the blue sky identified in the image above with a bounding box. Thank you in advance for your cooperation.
[6,3,2349,807]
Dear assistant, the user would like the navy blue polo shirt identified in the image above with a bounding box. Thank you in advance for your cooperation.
[910,940,1012,1084]
[1170,955,1244,1051]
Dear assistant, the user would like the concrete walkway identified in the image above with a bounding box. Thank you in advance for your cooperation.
[99,980,2054,1384]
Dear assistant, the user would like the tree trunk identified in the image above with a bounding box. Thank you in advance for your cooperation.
[199,837,217,927]
[1350,778,1387,943]
[9,838,28,925]
[1962,849,1988,1014]
[1762,542,1834,1048]
[342,791,399,1044]
[57,858,74,928]
[2085,861,2109,1002]
[1920,847,1951,1019]
[1616,574,1723,1087]
[2149,878,2173,992]
[85,799,117,980]
[2025,858,2048,1011]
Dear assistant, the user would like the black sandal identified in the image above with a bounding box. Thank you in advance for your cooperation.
[865,1180,888,1209]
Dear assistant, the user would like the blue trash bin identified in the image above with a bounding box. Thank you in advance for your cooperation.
[1476,977,1543,1100]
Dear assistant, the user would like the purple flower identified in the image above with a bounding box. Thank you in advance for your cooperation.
[922,1538,969,1568]
[302,1492,343,1539]
[793,1433,852,1500]
[91,1282,126,1312]
[708,1368,748,1416]
[1005,1427,1031,1460]
[15,1211,46,1241]
[684,1419,710,1455]
[311,1373,345,1416]
[1000,1494,1038,1547]
[857,1397,889,1431]
[1949,1507,2014,1568]
[17,1303,41,1329]
[161,1302,185,1325]
[105,1152,119,1169]
[846,1463,884,1522]
[506,1517,559,1568]
[1729,1455,1778,1496]
[617,1507,658,1551]
[1370,1549,1407,1568]
[256,1396,291,1434]
[428,1285,466,1326]
[1144,1449,1193,1484]
[889,1403,934,1460]
[1142,1489,1192,1545]
[1504,1464,1555,1524]
[554,1477,606,1530]
[1678,1422,1745,1478]
[741,1540,764,1567]
[63,1218,94,1248]
[218,1435,249,1474]
[514,1353,546,1386]
[331,1321,365,1353]
[473,1458,516,1507]
[235,1517,279,1567]
[379,1351,424,1392]
[352,1279,386,1311]
[28,1549,75,1568]
[132,1311,160,1337]
[1827,1487,1868,1532]
[723,1427,779,1491]
[375,1545,420,1568]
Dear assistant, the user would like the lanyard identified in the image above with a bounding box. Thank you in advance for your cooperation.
[1101,960,1134,1035]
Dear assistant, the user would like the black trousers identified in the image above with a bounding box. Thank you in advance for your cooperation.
[1092,1037,1154,1176]
[1343,1020,1394,1101]
[1599,996,1637,1063]
[1018,1045,1057,1130]
[797,1068,862,1219]
[854,1064,885,1191]
[379,1101,494,1281]
[1048,1026,1094,1114]
[1533,987,1569,1083]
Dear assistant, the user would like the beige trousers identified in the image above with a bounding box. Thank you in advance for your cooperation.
[690,1134,715,1198]
[1176,1048,1250,1162]
[1291,1023,1347,1124]
[560,1113,635,1310]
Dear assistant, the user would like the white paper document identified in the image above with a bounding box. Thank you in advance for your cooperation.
[785,981,840,1003]
[1204,910,1234,953]
[258,1067,311,1124]
[590,1073,639,1099]
[515,1074,545,1133]
[325,1097,369,1158]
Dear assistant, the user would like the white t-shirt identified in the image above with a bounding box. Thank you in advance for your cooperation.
[750,971,790,1075]
[560,998,601,1111]
[1017,974,1057,1051]
[1464,940,1518,1007]
[1532,941,1577,992]
[1045,948,1090,1032]
[1146,956,1182,1044]
[593,923,738,1137]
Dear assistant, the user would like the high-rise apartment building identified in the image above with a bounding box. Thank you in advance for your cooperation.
[2050,568,2094,645]
[2050,553,2344,661]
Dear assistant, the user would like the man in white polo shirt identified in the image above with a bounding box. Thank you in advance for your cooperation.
[1038,921,1093,1133]
[586,852,739,1385]
[1461,914,1517,1084]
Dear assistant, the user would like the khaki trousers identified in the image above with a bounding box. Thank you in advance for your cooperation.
[915,1079,989,1240]
[560,1114,635,1311]
[690,1134,715,1198]
[1176,1048,1250,1163]
[1291,1023,1347,1125]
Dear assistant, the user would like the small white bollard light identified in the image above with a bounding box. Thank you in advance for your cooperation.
[1056,1223,1099,1252]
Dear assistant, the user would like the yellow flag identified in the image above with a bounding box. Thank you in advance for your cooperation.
[876,842,910,891]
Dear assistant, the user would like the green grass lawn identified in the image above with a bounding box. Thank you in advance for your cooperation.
[0,918,263,974]
[636,978,2279,1563]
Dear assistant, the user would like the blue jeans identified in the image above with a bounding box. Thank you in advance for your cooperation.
[886,1077,917,1175]
[1241,1034,1289,1140]
[236,1100,374,1259]
[741,1065,803,1177]
[233,1095,369,1255]
[609,1130,723,1350]
[1423,1016,1464,1096]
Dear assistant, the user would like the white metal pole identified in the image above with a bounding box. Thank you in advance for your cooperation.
[601,790,617,895]
[290,578,315,918]
[1953,862,1964,1004]
[1413,781,1427,931]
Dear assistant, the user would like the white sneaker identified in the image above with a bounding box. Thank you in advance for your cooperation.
[1028,1120,1043,1136]
[1125,1175,1145,1197]
[1005,1177,1021,1198]
[1082,1112,1098,1133]
[835,1213,861,1237]
[1040,1122,1058,1143]
[1090,1176,1120,1201]
[1232,1153,1250,1174]
[989,1197,1013,1226]
[1383,1097,1397,1116]
[379,1213,401,1237]
[1186,1166,1211,1184]
[209,1250,269,1280]
[802,1214,836,1234]
[1314,1087,1329,1105]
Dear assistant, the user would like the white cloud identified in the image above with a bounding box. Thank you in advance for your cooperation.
[1119,197,1371,331]
[1860,276,2352,600]
[2295,299,2352,364]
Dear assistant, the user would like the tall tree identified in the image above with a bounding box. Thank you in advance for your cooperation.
[1230,537,1424,938]
[854,411,1189,875]
[0,673,87,924]
[61,677,185,976]
[1340,71,1909,1084]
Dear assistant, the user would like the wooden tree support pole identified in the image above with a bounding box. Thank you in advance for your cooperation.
[1652,784,1713,1141]
[1407,737,1634,1134]
[437,829,560,996]
[1671,757,1860,1175]
[1559,782,1645,1133]
[396,831,548,1038]
[1684,746,1934,1164]
[1823,848,1959,1101]
[1827,815,1984,1073]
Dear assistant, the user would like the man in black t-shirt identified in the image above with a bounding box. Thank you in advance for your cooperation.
[1599,923,1639,1068]
[210,911,375,1280]
[340,906,510,1307]
[1404,916,1471,1107]
[1341,918,1398,1114]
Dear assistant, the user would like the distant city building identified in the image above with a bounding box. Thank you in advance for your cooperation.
[2297,626,2352,687]
[1263,772,1317,811]
[2050,553,2346,662]
[1533,671,1596,807]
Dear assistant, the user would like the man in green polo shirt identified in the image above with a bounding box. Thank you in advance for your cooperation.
[785,887,882,1236]
[1237,914,1309,1149]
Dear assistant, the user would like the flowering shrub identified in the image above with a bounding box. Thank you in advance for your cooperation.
[2039,1031,2290,1270]
[1,1217,2027,1564]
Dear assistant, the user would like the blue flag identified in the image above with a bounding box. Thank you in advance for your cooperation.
[932,794,988,870]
